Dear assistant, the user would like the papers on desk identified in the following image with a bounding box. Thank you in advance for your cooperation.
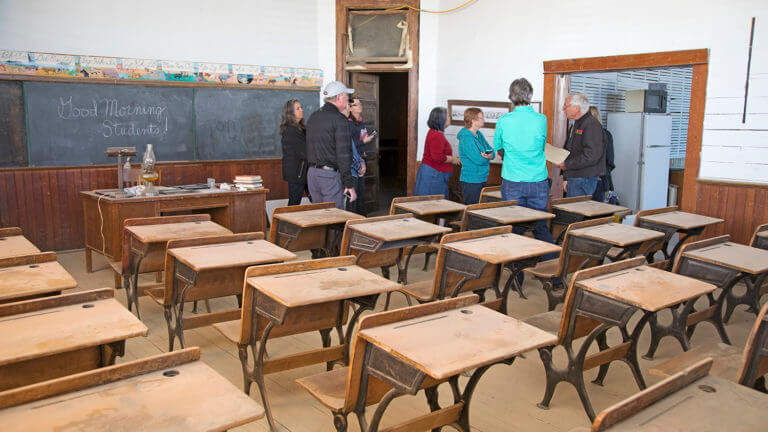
[545,144,570,165]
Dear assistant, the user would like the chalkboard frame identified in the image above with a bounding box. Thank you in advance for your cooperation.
[0,75,320,168]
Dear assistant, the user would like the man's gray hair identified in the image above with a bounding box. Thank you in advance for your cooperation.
[566,92,590,114]
[508,78,533,105]
[323,95,337,104]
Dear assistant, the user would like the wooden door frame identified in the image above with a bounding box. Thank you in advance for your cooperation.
[336,0,419,194]
[542,49,709,212]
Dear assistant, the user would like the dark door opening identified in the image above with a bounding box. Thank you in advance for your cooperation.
[350,71,409,215]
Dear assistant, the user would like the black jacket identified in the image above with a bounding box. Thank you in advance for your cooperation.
[281,124,307,184]
[306,102,355,188]
[563,111,606,179]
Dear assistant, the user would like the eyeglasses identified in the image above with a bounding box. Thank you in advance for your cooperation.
[350,103,361,107]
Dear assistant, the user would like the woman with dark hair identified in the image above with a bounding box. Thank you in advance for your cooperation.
[347,96,375,215]
[414,107,460,197]
[280,99,309,205]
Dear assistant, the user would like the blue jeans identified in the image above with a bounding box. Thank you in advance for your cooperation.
[414,164,452,198]
[461,181,486,205]
[567,177,599,198]
[501,179,557,256]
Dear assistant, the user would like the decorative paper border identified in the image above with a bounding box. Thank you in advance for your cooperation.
[0,49,323,89]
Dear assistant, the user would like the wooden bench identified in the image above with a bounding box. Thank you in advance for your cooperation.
[212,256,398,430]
[588,358,768,431]
[0,252,77,303]
[0,347,266,431]
[146,231,295,351]
[0,288,147,391]
[297,295,557,432]
[650,301,768,392]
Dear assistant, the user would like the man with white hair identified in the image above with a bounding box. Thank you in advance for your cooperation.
[306,81,357,209]
[556,92,605,197]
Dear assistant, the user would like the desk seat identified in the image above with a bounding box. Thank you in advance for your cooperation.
[213,319,241,343]
[400,279,434,302]
[525,258,558,278]
[296,367,352,410]
[649,343,741,381]
[524,311,562,335]
[606,247,623,260]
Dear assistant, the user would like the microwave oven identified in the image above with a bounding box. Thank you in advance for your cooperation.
[625,89,667,113]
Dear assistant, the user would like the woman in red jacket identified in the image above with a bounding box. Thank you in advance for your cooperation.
[414,107,461,197]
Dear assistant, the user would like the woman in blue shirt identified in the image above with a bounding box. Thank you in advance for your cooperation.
[458,108,494,204]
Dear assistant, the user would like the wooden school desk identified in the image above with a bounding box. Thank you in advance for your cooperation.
[566,258,715,419]
[568,222,664,263]
[637,208,723,260]
[0,231,40,259]
[81,188,267,273]
[158,233,295,350]
[271,204,363,256]
[465,204,555,231]
[0,348,265,432]
[355,298,557,432]
[123,219,232,317]
[0,252,76,303]
[343,214,451,284]
[682,239,768,323]
[227,257,399,430]
[392,197,467,223]
[0,288,147,391]
[589,359,768,432]
[551,196,628,243]
[442,231,561,311]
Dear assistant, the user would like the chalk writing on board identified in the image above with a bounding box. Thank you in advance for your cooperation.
[56,96,169,138]
[80,56,118,69]
[0,50,28,63]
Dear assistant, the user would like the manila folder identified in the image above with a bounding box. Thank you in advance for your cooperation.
[545,144,570,165]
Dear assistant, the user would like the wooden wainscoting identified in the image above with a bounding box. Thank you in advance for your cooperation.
[693,181,768,244]
[0,159,286,251]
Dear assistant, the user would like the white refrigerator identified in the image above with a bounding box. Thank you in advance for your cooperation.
[606,113,672,213]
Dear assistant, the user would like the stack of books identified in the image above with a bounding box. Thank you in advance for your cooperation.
[234,175,263,191]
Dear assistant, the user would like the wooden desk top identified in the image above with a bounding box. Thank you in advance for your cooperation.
[0,236,40,259]
[126,221,232,244]
[394,199,466,216]
[757,231,768,239]
[248,265,399,307]
[348,217,451,242]
[578,265,715,312]
[0,298,147,367]
[552,200,627,217]
[273,207,363,228]
[169,240,296,272]
[359,304,557,380]
[683,241,768,274]
[481,190,502,200]
[603,374,768,431]
[0,360,265,431]
[468,205,555,225]
[0,261,77,301]
[80,188,268,202]
[639,211,723,230]
[443,233,561,264]
[569,223,663,247]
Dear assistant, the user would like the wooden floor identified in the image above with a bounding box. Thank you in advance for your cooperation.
[57,248,759,432]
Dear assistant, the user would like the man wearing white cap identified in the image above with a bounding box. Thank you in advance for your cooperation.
[306,81,357,209]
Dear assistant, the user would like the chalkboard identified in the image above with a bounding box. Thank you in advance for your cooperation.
[195,88,318,160]
[25,82,195,165]
[5,80,319,167]
[0,81,27,167]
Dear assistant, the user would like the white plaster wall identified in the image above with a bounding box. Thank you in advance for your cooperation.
[417,0,768,183]
[0,0,335,89]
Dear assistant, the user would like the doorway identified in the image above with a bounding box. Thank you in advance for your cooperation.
[349,71,408,215]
